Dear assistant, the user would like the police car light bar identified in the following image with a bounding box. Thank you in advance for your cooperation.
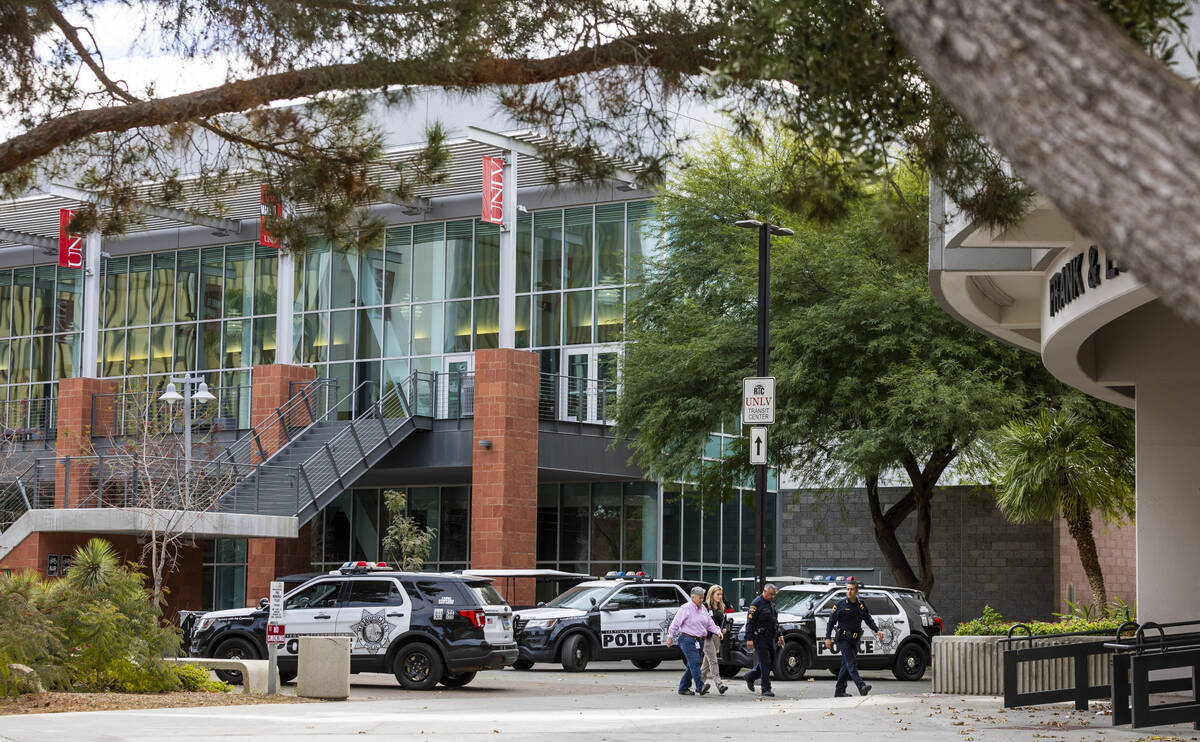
[603,570,648,580]
[338,561,392,573]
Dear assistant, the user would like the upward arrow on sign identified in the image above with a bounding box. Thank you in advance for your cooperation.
[749,426,767,465]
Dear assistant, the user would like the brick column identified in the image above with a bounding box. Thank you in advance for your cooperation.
[471,348,540,607]
[245,363,317,605]
[55,377,118,508]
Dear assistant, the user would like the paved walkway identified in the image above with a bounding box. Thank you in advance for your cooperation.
[1,663,1195,741]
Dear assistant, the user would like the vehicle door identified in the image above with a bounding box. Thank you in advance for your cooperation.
[860,592,908,658]
[596,585,648,657]
[280,578,346,659]
[642,585,690,657]
[812,590,845,662]
[336,578,411,660]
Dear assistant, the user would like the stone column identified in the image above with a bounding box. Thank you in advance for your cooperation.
[470,348,539,606]
[55,377,118,507]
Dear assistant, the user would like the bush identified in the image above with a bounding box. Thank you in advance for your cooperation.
[955,604,1136,637]
[172,663,231,693]
[0,574,66,696]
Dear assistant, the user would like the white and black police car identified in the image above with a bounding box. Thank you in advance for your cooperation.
[512,572,711,672]
[721,577,942,682]
[187,562,517,690]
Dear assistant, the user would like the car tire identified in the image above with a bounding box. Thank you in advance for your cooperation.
[631,659,661,670]
[718,663,740,679]
[439,671,477,688]
[393,642,444,690]
[560,634,590,672]
[892,642,929,681]
[773,641,810,681]
[511,658,534,671]
[212,637,259,685]
[277,668,297,684]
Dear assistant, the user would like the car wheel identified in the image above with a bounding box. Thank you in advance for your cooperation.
[773,641,810,681]
[393,642,445,690]
[560,634,590,672]
[277,668,297,684]
[631,659,661,670]
[439,671,477,688]
[718,663,740,679]
[213,637,258,685]
[892,642,929,681]
[512,658,534,671]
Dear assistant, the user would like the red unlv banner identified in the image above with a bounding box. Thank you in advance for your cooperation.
[58,209,83,269]
[260,185,282,248]
[481,156,504,225]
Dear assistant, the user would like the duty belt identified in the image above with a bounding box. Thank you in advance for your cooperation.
[837,629,860,640]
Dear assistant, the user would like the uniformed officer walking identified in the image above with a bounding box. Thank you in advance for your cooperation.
[743,583,784,697]
[824,581,884,697]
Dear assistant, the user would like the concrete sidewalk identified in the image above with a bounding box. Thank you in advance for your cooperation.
[0,664,1194,741]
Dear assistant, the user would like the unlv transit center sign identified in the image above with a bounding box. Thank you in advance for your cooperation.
[742,377,775,425]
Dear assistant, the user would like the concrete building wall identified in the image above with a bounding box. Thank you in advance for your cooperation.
[1053,512,1136,614]
[781,486,1054,631]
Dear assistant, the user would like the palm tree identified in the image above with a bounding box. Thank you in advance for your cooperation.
[989,409,1135,611]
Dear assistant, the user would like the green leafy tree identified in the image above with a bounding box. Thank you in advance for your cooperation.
[615,132,1060,597]
[382,490,437,571]
[988,407,1136,611]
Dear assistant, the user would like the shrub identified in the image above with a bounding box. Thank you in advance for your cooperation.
[955,604,1137,637]
[0,574,66,696]
[172,663,231,693]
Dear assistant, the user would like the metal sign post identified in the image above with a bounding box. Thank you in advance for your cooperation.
[266,580,285,694]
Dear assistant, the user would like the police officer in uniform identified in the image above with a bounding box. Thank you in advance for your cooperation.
[824,581,884,697]
[743,583,784,697]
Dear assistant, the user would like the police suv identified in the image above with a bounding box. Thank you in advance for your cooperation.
[722,578,942,682]
[187,562,517,690]
[513,572,710,672]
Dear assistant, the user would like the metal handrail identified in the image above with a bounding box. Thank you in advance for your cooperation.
[205,377,337,471]
[91,384,254,438]
[0,398,56,443]
[537,372,618,425]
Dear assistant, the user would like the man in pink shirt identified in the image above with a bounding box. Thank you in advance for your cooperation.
[665,586,724,695]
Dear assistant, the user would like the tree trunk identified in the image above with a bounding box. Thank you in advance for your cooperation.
[913,483,935,598]
[1064,507,1108,611]
[866,475,921,590]
[883,0,1200,323]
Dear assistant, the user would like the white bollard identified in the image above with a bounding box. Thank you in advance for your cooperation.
[297,636,351,700]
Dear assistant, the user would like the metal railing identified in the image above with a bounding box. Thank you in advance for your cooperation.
[1000,623,1130,711]
[1108,620,1200,728]
[91,385,254,438]
[538,373,618,426]
[207,377,338,470]
[0,397,56,446]
[0,460,51,531]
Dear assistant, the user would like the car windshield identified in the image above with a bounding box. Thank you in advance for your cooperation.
[774,591,824,615]
[546,585,612,610]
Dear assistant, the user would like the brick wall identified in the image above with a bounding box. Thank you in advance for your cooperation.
[55,377,118,506]
[781,486,1055,631]
[1053,512,1136,613]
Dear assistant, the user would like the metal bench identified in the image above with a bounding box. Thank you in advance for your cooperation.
[162,657,277,695]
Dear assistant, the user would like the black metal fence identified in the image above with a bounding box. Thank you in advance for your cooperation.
[1000,624,1126,711]
[1108,621,1200,729]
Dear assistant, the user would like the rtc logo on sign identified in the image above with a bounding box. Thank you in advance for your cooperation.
[602,630,663,648]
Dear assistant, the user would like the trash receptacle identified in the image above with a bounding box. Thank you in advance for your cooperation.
[297,636,350,699]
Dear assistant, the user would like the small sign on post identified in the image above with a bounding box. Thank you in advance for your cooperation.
[742,377,776,425]
[266,624,286,644]
[269,581,285,623]
[267,580,285,694]
[749,426,768,465]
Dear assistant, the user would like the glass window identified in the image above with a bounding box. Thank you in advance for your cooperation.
[357,308,382,359]
[198,321,222,370]
[473,298,498,350]
[564,291,593,345]
[411,303,443,356]
[174,324,197,371]
[662,487,681,562]
[222,320,249,368]
[603,587,643,610]
[123,256,151,326]
[703,502,720,563]
[30,335,51,382]
[358,240,386,307]
[560,483,589,561]
[252,317,275,365]
[445,220,473,300]
[320,491,353,562]
[0,340,10,384]
[412,223,444,303]
[682,497,701,562]
[645,585,684,608]
[440,486,469,563]
[534,210,562,291]
[303,313,328,363]
[626,201,657,283]
[416,580,453,604]
[408,487,440,560]
[125,327,149,376]
[384,305,409,357]
[99,260,125,329]
[150,253,175,325]
[536,484,558,562]
[54,333,78,380]
[565,207,593,289]
[223,244,253,318]
[623,482,657,563]
[200,247,224,321]
[328,309,354,362]
[862,595,900,615]
[516,211,532,293]
[176,250,199,322]
[150,325,172,375]
[474,220,500,297]
[285,580,342,610]
[596,203,624,286]
[55,268,82,333]
[591,483,621,562]
[0,271,11,338]
[741,493,754,565]
[722,497,739,564]
[515,295,530,349]
[382,358,409,395]
[32,265,56,334]
[344,580,403,607]
[254,246,277,316]
[385,227,412,303]
[596,288,623,343]
[301,241,329,311]
[533,293,560,347]
[330,241,357,309]
[444,301,471,353]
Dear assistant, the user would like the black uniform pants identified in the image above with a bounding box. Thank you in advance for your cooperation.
[835,637,865,693]
[744,638,775,691]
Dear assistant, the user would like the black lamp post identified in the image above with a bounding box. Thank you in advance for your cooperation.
[734,218,793,595]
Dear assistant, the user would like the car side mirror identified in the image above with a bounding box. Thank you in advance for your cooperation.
[258,597,269,610]
[589,597,598,607]
[536,601,546,608]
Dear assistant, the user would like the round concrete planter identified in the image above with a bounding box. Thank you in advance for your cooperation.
[932,634,1113,696]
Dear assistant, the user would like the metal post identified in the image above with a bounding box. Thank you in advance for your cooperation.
[81,231,101,377]
[275,249,295,364]
[183,382,193,473]
[755,223,769,595]
[498,150,518,348]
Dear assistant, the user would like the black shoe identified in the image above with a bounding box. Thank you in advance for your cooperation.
[835,690,851,698]
[678,689,695,696]
[745,676,756,693]
[761,690,775,698]
[718,685,728,695]
[699,683,710,696]
[859,684,871,696]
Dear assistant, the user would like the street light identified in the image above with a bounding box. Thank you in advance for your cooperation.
[734,218,793,595]
[158,375,213,472]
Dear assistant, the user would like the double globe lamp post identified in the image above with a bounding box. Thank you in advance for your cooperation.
[158,375,216,472]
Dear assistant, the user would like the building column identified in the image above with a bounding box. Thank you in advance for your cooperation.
[80,231,101,377]
[275,250,294,364]
[244,363,317,605]
[471,348,539,606]
[55,376,118,507]
[498,151,518,348]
